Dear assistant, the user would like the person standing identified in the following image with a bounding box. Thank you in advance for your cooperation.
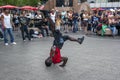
[83,11,89,35]
[55,15,61,30]
[0,13,4,40]
[13,13,19,31]
[72,11,79,33]
[50,9,56,23]
[68,10,73,31]
[19,11,31,41]
[1,8,16,45]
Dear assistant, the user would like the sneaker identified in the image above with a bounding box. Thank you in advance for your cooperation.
[5,43,8,46]
[78,36,84,44]
[11,42,16,45]
[59,57,68,67]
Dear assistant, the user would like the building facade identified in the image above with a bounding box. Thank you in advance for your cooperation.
[43,0,120,12]
[44,0,91,13]
[87,0,120,8]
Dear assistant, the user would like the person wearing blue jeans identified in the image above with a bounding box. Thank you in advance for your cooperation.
[109,24,117,36]
[72,12,79,33]
[1,8,16,45]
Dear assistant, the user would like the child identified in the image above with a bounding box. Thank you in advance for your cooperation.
[45,17,85,67]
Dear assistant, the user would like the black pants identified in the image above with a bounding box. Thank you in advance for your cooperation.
[41,28,49,37]
[68,19,73,27]
[116,24,120,36]
[20,26,31,40]
[0,31,3,38]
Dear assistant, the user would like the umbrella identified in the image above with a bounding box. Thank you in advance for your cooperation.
[1,5,18,9]
[32,7,38,11]
[91,8,97,10]
[99,8,105,11]
[91,8,105,11]
[21,6,38,10]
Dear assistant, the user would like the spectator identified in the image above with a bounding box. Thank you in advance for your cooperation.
[41,18,49,37]
[115,18,120,36]
[19,11,31,41]
[1,8,16,45]
[64,11,69,33]
[72,11,79,33]
[83,11,89,35]
[0,13,4,40]
[80,10,84,30]
[50,9,56,23]
[101,16,108,36]
[108,12,117,37]
[35,11,43,19]
[13,13,19,31]
[87,13,92,35]
[55,15,61,30]
[91,13,99,33]
[68,10,73,30]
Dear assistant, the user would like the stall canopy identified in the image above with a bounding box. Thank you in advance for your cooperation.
[21,6,38,10]
[0,5,18,9]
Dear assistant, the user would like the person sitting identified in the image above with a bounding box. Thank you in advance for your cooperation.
[115,19,120,36]
[101,15,108,36]
[37,18,49,37]
[108,14,117,37]
[101,22,108,36]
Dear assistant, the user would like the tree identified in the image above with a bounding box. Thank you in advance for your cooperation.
[0,0,45,6]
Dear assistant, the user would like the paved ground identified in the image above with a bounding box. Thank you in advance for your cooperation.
[0,32,120,80]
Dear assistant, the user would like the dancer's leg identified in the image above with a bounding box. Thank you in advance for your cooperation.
[67,36,84,44]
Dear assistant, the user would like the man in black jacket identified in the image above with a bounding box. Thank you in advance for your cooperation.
[19,11,31,41]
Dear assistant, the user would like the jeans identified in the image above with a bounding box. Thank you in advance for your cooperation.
[108,25,117,36]
[73,21,78,33]
[20,25,31,40]
[41,28,49,37]
[3,28,15,43]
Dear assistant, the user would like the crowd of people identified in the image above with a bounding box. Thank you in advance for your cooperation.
[0,8,120,45]
[47,8,120,37]
[60,9,120,36]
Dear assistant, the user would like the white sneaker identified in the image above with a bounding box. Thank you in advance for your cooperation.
[11,42,16,45]
[5,43,9,46]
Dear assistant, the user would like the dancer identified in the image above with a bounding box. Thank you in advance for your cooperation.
[45,17,84,67]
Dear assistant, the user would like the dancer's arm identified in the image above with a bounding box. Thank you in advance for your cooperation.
[50,46,56,58]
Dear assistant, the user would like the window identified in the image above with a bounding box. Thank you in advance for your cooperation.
[56,0,73,7]
[108,0,120,2]
[90,1,95,3]
[56,0,64,7]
